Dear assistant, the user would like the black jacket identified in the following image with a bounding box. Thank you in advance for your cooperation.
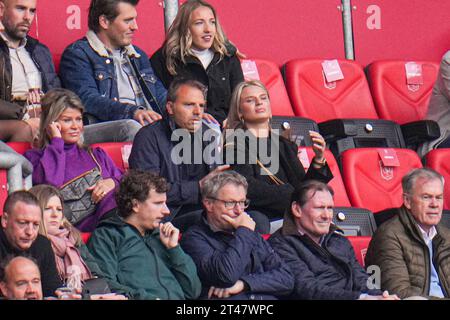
[150,44,244,124]
[0,35,60,120]
[180,215,294,299]
[129,120,220,211]
[0,227,62,297]
[269,215,382,300]
[224,133,333,218]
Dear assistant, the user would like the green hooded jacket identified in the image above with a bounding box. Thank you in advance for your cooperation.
[87,215,201,300]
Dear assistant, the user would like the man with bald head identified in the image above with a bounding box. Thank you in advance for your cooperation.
[0,191,61,297]
[0,255,43,300]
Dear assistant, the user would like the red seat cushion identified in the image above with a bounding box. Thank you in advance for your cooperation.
[7,142,32,155]
[90,142,132,172]
[81,232,92,244]
[367,60,439,124]
[243,58,295,116]
[347,236,371,267]
[341,148,422,212]
[284,59,378,122]
[425,149,450,210]
[298,147,351,207]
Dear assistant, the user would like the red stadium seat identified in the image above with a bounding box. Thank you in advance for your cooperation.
[347,236,371,267]
[425,149,450,210]
[284,59,378,122]
[90,142,132,172]
[7,142,32,155]
[261,234,270,241]
[0,169,7,214]
[82,232,92,244]
[341,148,422,213]
[367,60,439,124]
[53,53,62,74]
[298,147,351,207]
[242,59,295,116]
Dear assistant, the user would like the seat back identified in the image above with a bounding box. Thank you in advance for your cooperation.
[271,116,319,147]
[0,169,7,215]
[242,59,295,116]
[298,147,351,207]
[440,211,450,229]
[333,207,376,236]
[284,59,378,122]
[7,142,32,155]
[341,148,422,213]
[347,236,371,267]
[425,149,450,210]
[319,118,406,160]
[90,142,132,172]
[367,60,439,124]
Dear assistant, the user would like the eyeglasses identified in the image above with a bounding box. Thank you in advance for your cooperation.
[209,197,250,209]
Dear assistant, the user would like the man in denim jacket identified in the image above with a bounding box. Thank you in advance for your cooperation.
[59,0,167,144]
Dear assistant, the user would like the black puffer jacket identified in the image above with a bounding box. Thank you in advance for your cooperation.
[150,44,244,124]
[0,36,60,120]
[269,214,382,300]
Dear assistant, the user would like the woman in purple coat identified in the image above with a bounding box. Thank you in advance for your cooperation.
[25,88,123,232]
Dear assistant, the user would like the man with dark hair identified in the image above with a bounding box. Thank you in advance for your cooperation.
[181,170,293,300]
[87,170,201,300]
[0,0,60,142]
[366,168,450,299]
[0,255,43,300]
[269,180,399,300]
[129,78,238,232]
[0,191,62,297]
[59,0,167,143]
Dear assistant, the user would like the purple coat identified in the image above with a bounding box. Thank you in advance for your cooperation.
[25,137,123,232]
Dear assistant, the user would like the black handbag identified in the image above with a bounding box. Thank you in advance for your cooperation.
[60,150,102,225]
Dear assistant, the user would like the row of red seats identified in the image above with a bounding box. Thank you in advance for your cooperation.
[250,58,439,125]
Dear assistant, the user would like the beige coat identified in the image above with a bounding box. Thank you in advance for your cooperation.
[365,206,450,299]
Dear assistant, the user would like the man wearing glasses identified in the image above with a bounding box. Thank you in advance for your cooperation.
[180,170,294,300]
[366,168,450,299]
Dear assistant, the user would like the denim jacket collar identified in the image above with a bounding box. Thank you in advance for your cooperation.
[86,30,141,59]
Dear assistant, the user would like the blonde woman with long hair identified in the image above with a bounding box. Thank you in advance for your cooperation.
[224,80,333,220]
[25,89,123,232]
[30,184,126,299]
[151,0,244,126]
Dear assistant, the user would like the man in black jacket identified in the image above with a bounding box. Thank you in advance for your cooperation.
[129,78,231,230]
[269,180,399,300]
[0,191,62,297]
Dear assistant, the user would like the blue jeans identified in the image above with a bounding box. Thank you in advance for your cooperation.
[83,119,142,145]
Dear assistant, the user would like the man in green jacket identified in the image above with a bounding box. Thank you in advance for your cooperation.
[87,170,201,300]
[366,168,450,299]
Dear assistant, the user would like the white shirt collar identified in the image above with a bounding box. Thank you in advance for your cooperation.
[0,32,27,48]
[417,224,437,244]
